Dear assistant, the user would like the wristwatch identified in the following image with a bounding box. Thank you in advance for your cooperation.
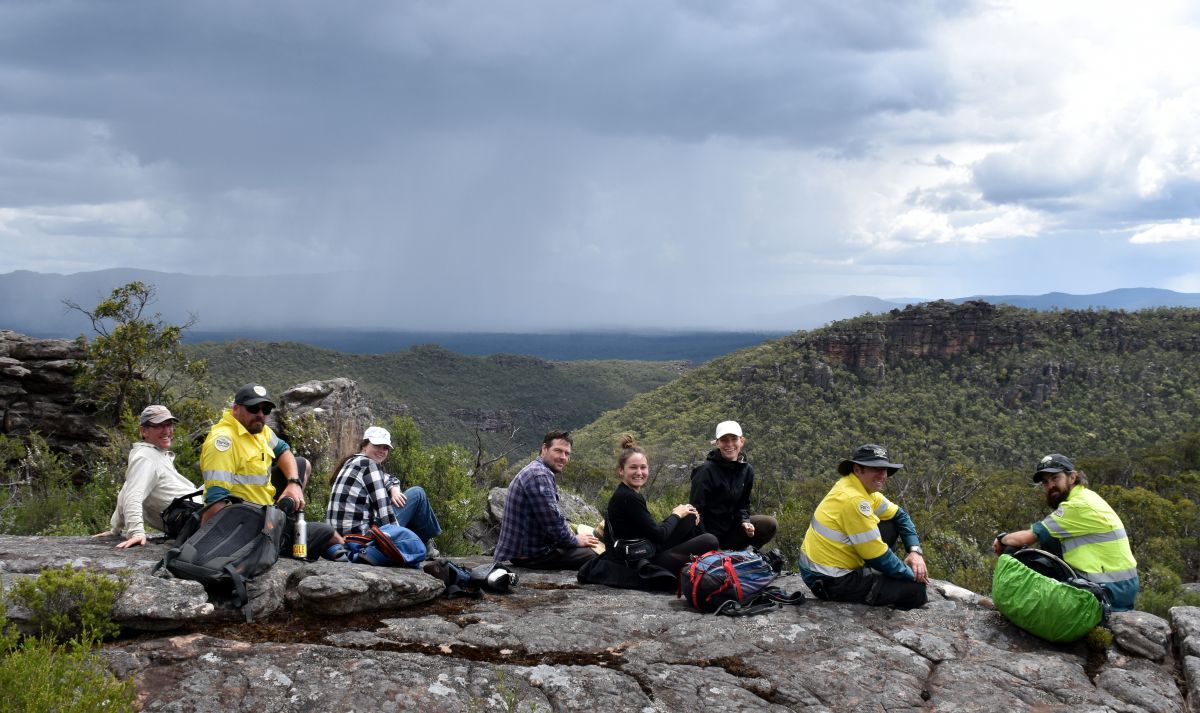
[287,478,304,488]
[907,545,924,555]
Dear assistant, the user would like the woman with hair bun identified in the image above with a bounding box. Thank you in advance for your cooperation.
[579,435,718,589]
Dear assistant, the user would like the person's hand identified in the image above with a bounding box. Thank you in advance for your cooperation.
[390,486,407,508]
[576,533,600,548]
[992,536,1004,556]
[672,504,692,518]
[906,551,929,583]
[279,482,305,511]
[116,534,147,549]
[742,521,756,537]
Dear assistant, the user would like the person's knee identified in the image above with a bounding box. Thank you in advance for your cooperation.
[406,486,428,503]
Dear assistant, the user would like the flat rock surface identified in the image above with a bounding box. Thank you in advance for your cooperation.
[99,568,1187,712]
[2,535,1192,711]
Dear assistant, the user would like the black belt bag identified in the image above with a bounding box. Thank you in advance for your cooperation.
[612,538,655,564]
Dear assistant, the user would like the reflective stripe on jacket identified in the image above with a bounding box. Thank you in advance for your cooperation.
[801,474,901,575]
[1037,485,1137,583]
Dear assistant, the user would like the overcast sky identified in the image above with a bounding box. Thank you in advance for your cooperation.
[3,1,1200,329]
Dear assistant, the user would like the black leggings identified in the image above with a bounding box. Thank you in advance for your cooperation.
[651,533,720,576]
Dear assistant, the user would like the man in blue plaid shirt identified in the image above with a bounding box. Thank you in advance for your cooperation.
[493,431,599,570]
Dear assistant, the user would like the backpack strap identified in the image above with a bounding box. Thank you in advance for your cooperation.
[369,525,409,564]
[713,596,779,617]
[226,563,253,623]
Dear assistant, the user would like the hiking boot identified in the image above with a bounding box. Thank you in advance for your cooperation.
[424,539,440,561]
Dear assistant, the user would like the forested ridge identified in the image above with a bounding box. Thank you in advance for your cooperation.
[564,301,1200,611]
[185,339,687,453]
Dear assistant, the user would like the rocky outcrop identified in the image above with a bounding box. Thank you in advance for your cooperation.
[276,378,374,466]
[0,535,441,628]
[2,534,1197,711]
[0,330,104,455]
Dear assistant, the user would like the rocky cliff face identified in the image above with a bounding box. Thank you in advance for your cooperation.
[2,534,1197,712]
[799,300,1200,373]
[276,377,375,466]
[0,330,103,456]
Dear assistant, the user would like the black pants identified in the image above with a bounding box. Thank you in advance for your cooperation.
[814,519,927,610]
[512,544,599,571]
[716,514,778,550]
[651,534,720,576]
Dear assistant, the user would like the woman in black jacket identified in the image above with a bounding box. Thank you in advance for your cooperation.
[580,435,718,589]
[688,420,777,549]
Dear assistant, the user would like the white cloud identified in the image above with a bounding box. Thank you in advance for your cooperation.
[1129,219,1200,244]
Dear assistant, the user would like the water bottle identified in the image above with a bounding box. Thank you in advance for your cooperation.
[292,509,308,559]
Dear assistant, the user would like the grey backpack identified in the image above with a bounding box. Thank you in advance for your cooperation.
[156,501,286,621]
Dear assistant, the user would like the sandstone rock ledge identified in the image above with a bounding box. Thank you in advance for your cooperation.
[1,535,1195,712]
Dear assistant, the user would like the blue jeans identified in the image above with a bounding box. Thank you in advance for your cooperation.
[391,486,442,544]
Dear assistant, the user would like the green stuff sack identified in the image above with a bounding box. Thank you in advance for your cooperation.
[992,553,1102,642]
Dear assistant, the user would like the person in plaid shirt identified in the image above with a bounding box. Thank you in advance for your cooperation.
[326,426,441,545]
[493,430,599,570]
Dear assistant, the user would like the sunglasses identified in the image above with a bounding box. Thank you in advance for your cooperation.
[243,403,274,415]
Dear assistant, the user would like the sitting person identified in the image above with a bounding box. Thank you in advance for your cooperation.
[326,426,442,550]
[689,420,777,549]
[493,430,600,570]
[200,383,344,560]
[993,453,1139,611]
[799,443,928,610]
[94,404,201,548]
[581,435,719,589]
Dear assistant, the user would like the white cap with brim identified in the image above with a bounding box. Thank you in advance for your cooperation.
[363,426,393,447]
[711,420,743,443]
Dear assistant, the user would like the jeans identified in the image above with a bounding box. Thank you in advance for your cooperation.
[390,486,442,544]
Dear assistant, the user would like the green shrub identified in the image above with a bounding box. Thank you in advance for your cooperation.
[0,433,80,535]
[9,565,126,644]
[0,596,135,713]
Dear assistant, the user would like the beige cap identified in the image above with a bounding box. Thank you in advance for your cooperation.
[139,405,177,426]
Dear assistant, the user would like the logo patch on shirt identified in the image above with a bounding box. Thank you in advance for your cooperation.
[857,500,873,517]
[1052,507,1064,518]
[214,435,232,452]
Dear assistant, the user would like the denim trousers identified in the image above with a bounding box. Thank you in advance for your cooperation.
[390,486,442,544]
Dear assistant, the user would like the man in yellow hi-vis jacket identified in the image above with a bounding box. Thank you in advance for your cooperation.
[993,453,1139,611]
[799,444,928,610]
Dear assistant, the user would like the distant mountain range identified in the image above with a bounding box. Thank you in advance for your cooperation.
[4,268,1200,359]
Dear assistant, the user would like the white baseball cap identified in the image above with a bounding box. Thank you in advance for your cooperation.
[712,420,743,441]
[363,426,393,447]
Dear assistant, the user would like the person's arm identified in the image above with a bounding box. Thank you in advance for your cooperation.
[688,466,713,525]
[526,470,578,547]
[274,448,305,511]
[113,451,155,547]
[890,507,927,582]
[737,465,754,524]
[384,474,407,508]
[365,461,400,527]
[864,549,917,580]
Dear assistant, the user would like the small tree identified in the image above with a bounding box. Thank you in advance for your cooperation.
[65,281,209,425]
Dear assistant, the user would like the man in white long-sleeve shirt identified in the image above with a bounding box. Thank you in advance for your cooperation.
[95,405,201,548]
